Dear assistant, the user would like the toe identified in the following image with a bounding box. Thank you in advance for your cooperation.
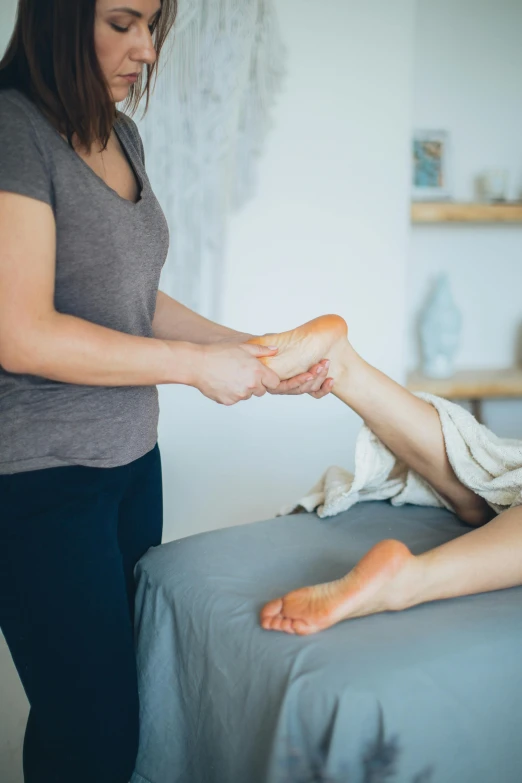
[292,619,315,636]
[261,598,283,621]
[270,615,285,632]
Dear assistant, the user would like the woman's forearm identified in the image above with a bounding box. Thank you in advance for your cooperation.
[406,505,522,607]
[4,310,200,387]
[153,291,251,344]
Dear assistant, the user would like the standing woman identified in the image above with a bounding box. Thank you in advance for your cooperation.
[0,1,332,781]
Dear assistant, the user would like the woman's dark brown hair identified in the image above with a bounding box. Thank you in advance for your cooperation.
[0,0,177,149]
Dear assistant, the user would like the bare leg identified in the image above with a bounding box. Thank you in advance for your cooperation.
[248,315,490,524]
[261,508,522,635]
[248,316,522,635]
[333,346,493,525]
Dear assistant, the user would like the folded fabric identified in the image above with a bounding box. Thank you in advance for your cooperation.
[279,393,522,519]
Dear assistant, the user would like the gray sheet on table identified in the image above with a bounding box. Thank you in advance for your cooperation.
[130,501,522,783]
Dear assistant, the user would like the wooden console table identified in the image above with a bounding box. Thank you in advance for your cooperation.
[406,368,522,424]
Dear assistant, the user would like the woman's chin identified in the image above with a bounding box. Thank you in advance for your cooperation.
[110,85,131,105]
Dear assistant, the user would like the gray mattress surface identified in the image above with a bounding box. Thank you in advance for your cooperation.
[130,501,522,783]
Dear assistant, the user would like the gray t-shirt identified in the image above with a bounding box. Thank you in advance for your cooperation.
[0,89,169,474]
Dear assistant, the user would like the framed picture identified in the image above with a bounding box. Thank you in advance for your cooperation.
[412,130,451,201]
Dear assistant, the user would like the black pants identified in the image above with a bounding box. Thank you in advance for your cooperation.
[0,445,163,783]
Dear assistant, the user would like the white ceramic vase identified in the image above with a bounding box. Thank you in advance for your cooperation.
[420,274,462,379]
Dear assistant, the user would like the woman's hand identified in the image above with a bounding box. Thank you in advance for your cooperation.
[189,342,281,405]
[204,331,333,398]
[268,359,334,399]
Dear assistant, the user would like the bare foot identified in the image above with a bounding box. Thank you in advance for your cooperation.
[260,540,417,635]
[247,314,349,382]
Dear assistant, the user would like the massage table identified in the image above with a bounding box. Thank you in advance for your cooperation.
[130,501,522,783]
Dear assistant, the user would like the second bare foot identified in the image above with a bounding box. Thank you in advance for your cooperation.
[260,539,417,635]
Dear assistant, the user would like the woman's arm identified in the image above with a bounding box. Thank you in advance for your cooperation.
[153,290,251,344]
[0,192,280,402]
[152,293,334,398]
[0,193,195,386]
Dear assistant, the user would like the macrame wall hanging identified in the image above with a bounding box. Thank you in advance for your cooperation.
[136,0,286,318]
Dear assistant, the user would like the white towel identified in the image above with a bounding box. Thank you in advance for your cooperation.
[279,393,522,519]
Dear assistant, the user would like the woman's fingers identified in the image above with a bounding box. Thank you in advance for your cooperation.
[306,360,330,394]
[309,378,334,398]
[294,361,330,395]
[260,366,282,391]
[240,342,278,358]
[265,373,311,395]
[268,363,332,396]
[254,357,333,397]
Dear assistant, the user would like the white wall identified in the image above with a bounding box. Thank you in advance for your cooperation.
[0,2,416,781]
[0,0,16,40]
[158,0,415,542]
[408,0,522,437]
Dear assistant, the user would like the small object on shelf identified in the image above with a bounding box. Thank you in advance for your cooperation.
[419,274,461,379]
[476,169,509,202]
[412,130,451,201]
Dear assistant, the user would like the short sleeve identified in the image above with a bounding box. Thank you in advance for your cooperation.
[135,123,146,166]
[0,92,53,206]
[116,112,146,166]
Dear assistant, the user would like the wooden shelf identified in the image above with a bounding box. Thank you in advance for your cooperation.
[407,368,522,400]
[411,202,522,223]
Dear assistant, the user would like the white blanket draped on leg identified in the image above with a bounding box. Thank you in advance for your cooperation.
[280,393,522,519]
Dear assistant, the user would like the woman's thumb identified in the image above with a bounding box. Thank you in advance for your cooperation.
[241,342,279,357]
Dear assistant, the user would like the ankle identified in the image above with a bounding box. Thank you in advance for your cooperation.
[331,342,369,398]
[387,554,425,612]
